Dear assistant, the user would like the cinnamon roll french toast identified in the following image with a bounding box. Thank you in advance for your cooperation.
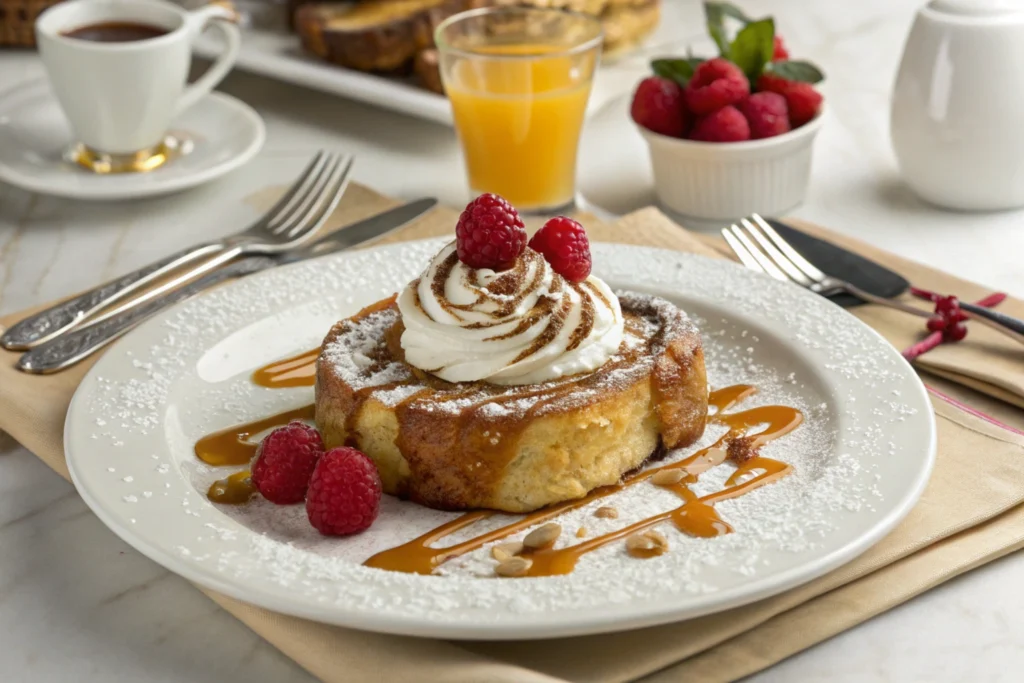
[314,199,707,513]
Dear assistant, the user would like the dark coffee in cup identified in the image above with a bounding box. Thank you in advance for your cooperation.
[62,21,169,42]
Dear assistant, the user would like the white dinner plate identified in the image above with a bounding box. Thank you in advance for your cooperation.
[64,239,936,640]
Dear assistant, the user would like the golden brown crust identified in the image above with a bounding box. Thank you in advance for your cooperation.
[293,0,661,91]
[601,0,660,60]
[295,0,484,73]
[413,48,444,93]
[494,0,610,14]
[315,291,707,513]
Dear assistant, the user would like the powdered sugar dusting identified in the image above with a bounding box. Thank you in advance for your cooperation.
[66,239,934,634]
[321,307,415,392]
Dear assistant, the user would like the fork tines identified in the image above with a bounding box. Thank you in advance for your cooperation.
[261,152,354,240]
[722,214,825,288]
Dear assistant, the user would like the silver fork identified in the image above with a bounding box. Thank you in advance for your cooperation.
[0,151,353,351]
[723,214,1024,347]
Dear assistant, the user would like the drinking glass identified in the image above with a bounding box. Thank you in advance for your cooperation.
[436,7,603,213]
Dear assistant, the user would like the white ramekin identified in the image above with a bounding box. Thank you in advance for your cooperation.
[635,109,824,221]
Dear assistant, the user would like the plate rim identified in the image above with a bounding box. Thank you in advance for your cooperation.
[64,239,938,640]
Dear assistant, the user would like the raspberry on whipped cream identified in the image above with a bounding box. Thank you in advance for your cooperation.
[396,241,624,385]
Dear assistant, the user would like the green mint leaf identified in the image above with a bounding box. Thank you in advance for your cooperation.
[729,18,775,82]
[765,60,826,84]
[651,57,706,85]
[712,1,754,24]
[704,2,732,58]
[703,1,755,57]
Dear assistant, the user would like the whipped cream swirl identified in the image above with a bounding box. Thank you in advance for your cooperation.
[397,241,624,385]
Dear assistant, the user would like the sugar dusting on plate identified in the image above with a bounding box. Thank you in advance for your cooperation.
[73,240,926,626]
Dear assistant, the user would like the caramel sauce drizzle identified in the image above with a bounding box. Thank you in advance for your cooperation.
[364,386,802,576]
[250,296,400,393]
[250,349,319,389]
[207,347,804,579]
[194,405,315,466]
[208,470,256,504]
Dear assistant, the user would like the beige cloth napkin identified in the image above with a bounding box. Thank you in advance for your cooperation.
[775,221,1024,410]
[2,183,1023,683]
[690,222,1024,410]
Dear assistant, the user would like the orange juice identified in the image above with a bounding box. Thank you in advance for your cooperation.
[445,44,595,211]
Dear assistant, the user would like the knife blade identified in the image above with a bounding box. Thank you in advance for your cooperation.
[283,197,437,261]
[762,218,909,308]
[16,198,438,374]
[762,218,1024,344]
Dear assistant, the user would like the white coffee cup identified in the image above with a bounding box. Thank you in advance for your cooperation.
[35,0,241,157]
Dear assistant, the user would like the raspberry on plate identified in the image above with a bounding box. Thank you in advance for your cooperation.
[756,75,823,128]
[250,421,324,505]
[306,447,382,536]
[738,92,791,139]
[529,216,592,283]
[689,105,751,142]
[772,35,789,61]
[630,76,689,138]
[455,193,527,271]
[684,58,750,116]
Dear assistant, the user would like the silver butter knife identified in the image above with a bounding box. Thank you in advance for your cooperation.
[16,198,437,374]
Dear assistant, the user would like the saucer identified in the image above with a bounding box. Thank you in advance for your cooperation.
[0,79,265,201]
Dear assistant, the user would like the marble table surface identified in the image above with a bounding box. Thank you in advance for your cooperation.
[2,1,1023,681]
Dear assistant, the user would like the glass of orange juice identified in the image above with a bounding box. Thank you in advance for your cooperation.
[435,7,603,213]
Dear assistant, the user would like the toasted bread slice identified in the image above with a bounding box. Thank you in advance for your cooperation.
[411,0,659,91]
[296,0,483,72]
[480,0,661,60]
[601,0,660,59]
[414,48,444,93]
[295,0,659,90]
[494,0,610,14]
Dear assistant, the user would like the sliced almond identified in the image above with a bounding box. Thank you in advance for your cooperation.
[595,506,619,519]
[706,447,728,465]
[651,469,685,486]
[626,529,669,558]
[625,533,655,552]
[491,541,524,563]
[495,556,532,577]
[576,527,587,538]
[523,522,561,549]
[646,530,668,549]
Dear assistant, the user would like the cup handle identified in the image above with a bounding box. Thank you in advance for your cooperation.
[175,3,242,115]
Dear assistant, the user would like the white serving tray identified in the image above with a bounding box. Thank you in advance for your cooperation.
[195,25,455,124]
[193,12,680,126]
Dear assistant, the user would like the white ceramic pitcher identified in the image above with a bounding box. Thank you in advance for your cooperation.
[891,0,1024,211]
